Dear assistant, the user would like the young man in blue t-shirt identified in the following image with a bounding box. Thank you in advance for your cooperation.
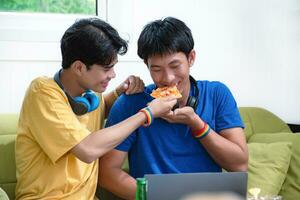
[99,17,248,200]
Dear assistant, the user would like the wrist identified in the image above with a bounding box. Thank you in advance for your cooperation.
[139,107,154,127]
[191,121,211,140]
[189,115,205,131]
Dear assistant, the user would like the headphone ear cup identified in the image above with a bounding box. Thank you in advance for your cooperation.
[82,91,100,112]
[73,96,91,112]
[186,96,197,111]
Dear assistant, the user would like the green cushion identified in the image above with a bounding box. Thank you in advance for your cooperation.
[239,107,292,141]
[0,135,17,183]
[247,142,292,196]
[0,134,17,200]
[249,133,300,200]
[0,183,15,200]
[0,114,19,135]
[0,187,9,200]
[239,108,254,140]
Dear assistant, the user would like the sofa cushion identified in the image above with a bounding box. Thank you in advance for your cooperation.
[247,142,292,196]
[239,107,292,141]
[0,134,17,200]
[0,114,18,200]
[0,114,19,135]
[249,133,300,200]
[242,120,253,141]
[0,187,9,200]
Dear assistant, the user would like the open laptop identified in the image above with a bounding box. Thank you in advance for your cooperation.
[145,172,248,200]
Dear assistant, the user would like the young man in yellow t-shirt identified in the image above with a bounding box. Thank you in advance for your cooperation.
[15,18,177,200]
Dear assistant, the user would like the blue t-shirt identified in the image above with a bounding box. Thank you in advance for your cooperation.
[105,80,244,178]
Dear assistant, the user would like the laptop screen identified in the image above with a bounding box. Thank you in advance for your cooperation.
[145,172,248,200]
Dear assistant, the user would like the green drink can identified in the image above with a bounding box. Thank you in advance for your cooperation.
[136,177,147,200]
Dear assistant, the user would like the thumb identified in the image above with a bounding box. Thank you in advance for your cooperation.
[122,82,129,91]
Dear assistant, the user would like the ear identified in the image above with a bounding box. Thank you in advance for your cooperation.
[188,50,196,67]
[70,60,87,76]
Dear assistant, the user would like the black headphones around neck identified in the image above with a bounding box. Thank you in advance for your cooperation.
[187,75,199,110]
[172,75,199,111]
[53,70,100,116]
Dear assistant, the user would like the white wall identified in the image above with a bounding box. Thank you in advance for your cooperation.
[0,0,299,124]
[0,12,93,112]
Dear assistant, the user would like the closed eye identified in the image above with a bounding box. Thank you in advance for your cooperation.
[150,67,161,72]
[170,65,180,69]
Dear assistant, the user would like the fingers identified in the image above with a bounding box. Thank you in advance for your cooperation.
[163,110,174,117]
[173,106,193,115]
[161,111,187,123]
[125,75,144,94]
[161,116,174,123]
[156,98,177,110]
[161,96,178,101]
[136,78,145,92]
[127,76,136,94]
[160,111,175,122]
[169,99,178,107]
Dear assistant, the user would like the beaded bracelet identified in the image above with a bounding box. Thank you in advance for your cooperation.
[139,107,154,127]
[192,122,211,140]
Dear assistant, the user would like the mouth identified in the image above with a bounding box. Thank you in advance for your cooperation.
[174,82,180,89]
[158,82,179,88]
[101,81,109,88]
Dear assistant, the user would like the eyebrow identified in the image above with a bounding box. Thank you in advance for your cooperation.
[149,59,181,68]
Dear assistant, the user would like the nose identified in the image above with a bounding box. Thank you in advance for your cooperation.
[161,71,175,86]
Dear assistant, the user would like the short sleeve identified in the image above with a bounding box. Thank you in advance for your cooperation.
[28,85,90,163]
[214,82,244,132]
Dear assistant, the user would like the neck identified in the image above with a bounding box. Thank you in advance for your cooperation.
[60,69,84,97]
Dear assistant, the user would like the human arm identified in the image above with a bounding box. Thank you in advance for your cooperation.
[162,107,248,171]
[99,150,136,200]
[201,126,248,172]
[104,75,144,117]
[71,97,177,163]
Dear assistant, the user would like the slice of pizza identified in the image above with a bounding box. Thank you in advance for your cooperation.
[150,86,182,99]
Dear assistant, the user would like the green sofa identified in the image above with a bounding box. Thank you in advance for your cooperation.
[0,114,18,200]
[240,107,300,199]
[1,108,299,200]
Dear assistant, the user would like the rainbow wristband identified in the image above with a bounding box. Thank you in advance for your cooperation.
[139,107,154,127]
[192,123,211,140]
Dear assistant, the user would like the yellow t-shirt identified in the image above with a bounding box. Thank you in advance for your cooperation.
[15,76,106,200]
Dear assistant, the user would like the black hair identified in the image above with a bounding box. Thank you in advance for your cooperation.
[137,17,194,63]
[61,17,128,69]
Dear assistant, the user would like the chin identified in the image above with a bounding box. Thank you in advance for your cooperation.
[93,87,106,93]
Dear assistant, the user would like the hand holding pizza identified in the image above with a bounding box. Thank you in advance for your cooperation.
[147,97,177,118]
[161,106,204,130]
